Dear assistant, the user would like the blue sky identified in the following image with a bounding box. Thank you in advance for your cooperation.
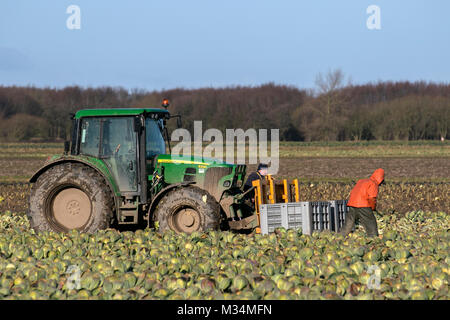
[0,0,449,90]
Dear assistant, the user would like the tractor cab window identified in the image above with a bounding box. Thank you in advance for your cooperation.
[145,118,166,159]
[79,117,138,192]
[79,118,101,157]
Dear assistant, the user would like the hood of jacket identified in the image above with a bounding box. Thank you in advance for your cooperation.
[370,168,385,185]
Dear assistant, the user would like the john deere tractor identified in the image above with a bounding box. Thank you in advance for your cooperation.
[28,104,259,234]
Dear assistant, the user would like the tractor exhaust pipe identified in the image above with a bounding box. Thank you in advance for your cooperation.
[64,141,70,155]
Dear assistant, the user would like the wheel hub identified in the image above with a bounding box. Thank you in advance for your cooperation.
[52,188,92,229]
[172,208,200,233]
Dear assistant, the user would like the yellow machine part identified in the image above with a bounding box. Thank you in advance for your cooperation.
[252,176,300,234]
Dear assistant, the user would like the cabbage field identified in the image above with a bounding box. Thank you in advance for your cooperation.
[0,210,448,300]
[0,142,448,300]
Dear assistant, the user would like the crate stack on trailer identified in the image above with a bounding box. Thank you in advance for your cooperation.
[252,176,349,235]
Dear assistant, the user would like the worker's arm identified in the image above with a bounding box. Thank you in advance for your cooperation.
[243,172,258,191]
[367,197,376,210]
[367,182,379,210]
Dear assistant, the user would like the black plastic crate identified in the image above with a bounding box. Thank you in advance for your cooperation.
[330,200,349,232]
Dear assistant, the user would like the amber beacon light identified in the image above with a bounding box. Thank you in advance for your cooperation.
[162,99,170,108]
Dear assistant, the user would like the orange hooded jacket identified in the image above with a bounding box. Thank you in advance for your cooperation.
[347,168,384,210]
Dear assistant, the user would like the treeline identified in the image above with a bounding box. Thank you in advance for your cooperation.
[0,80,449,142]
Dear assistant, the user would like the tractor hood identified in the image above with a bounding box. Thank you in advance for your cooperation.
[154,154,246,195]
[155,154,235,168]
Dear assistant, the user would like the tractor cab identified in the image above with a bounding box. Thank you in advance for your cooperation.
[71,107,172,202]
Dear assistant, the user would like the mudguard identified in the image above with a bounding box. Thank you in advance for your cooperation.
[29,157,119,196]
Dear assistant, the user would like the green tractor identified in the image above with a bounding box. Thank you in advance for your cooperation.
[28,104,259,234]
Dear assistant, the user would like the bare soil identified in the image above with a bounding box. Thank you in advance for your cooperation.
[246,157,450,182]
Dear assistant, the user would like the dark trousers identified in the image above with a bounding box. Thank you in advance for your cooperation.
[339,207,379,237]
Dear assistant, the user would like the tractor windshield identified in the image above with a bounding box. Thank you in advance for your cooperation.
[146,118,166,159]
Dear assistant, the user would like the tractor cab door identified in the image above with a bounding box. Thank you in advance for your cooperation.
[80,117,138,193]
[101,117,138,192]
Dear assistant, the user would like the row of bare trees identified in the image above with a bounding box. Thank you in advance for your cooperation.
[0,74,449,141]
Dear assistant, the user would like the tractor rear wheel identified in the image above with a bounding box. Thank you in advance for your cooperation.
[28,163,114,233]
[154,185,220,234]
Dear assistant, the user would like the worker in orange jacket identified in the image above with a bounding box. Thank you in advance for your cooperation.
[339,168,385,237]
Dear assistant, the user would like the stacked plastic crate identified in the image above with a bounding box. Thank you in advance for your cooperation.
[259,200,349,235]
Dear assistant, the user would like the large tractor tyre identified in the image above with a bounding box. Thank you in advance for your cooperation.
[154,185,221,234]
[28,162,115,233]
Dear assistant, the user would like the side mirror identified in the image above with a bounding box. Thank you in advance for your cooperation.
[170,115,182,128]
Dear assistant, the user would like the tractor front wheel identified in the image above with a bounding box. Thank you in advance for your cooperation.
[154,186,220,234]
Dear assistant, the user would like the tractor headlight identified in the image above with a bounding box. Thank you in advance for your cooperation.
[223,180,231,188]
